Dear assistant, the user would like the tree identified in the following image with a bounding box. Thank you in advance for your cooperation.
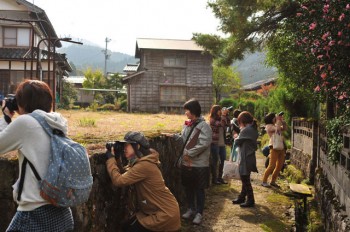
[82,68,106,102]
[194,0,350,112]
[59,80,77,109]
[213,64,241,103]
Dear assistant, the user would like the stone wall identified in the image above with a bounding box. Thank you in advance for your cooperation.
[0,136,183,232]
[314,169,350,232]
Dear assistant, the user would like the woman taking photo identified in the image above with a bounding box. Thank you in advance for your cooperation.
[0,80,74,231]
[105,131,181,232]
[209,105,230,185]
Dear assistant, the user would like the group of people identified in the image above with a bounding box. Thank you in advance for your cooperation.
[0,79,287,232]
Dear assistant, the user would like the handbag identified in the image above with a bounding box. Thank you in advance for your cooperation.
[222,148,241,180]
[175,122,199,168]
[272,130,284,150]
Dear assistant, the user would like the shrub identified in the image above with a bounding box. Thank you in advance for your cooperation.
[219,98,238,109]
[97,103,115,111]
[120,99,127,111]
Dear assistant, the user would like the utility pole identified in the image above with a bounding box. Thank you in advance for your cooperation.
[102,37,111,77]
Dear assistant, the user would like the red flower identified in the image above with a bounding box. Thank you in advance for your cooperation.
[339,13,345,22]
[309,22,317,30]
[321,73,327,79]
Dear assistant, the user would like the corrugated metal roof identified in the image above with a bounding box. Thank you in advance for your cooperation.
[65,76,85,84]
[135,38,204,57]
[123,63,139,72]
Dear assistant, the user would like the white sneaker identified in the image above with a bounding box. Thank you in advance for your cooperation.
[261,182,270,187]
[192,213,202,225]
[182,208,195,219]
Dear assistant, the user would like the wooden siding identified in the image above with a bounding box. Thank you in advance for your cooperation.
[128,49,213,113]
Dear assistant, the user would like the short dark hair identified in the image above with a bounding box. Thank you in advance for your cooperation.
[15,80,53,113]
[233,109,242,118]
[237,111,254,125]
[264,113,276,124]
[183,98,201,117]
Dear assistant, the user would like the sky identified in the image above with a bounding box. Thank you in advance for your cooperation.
[32,0,222,56]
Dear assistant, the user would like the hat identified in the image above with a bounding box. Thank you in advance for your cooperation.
[123,131,150,149]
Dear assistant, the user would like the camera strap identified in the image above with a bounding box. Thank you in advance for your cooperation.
[174,121,199,167]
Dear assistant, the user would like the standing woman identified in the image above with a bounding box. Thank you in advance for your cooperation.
[164,99,212,225]
[209,105,230,184]
[261,113,287,188]
[232,111,259,208]
[0,80,74,231]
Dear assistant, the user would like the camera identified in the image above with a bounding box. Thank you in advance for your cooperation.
[4,94,18,112]
[278,111,284,116]
[106,141,125,155]
[222,106,233,112]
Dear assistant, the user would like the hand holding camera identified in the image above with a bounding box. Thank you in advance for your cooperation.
[105,141,125,159]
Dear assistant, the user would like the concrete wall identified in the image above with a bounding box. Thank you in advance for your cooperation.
[0,136,183,232]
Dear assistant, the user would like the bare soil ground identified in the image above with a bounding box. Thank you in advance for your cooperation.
[180,154,295,232]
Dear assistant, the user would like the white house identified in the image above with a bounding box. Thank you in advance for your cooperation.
[0,0,71,107]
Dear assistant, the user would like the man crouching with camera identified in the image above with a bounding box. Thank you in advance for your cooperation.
[105,131,181,232]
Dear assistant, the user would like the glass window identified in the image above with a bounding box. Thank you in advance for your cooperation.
[160,86,186,103]
[164,55,186,67]
[3,27,30,47]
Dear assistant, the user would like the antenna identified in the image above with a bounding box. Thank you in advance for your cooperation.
[102,37,111,77]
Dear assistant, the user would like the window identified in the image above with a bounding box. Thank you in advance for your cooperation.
[3,27,31,47]
[160,86,186,103]
[164,55,186,67]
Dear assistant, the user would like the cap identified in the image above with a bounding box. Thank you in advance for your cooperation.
[123,131,150,149]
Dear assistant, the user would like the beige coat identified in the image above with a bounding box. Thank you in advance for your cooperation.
[106,149,181,231]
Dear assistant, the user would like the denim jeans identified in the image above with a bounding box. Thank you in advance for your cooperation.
[210,144,227,181]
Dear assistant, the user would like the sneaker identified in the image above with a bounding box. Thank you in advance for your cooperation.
[192,213,202,225]
[261,182,270,187]
[270,182,280,188]
[182,208,195,219]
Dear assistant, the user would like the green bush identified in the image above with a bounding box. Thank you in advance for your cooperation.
[219,98,239,109]
[97,103,115,111]
[120,99,127,111]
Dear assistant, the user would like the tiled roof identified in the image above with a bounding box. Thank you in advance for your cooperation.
[242,77,277,91]
[123,63,139,72]
[0,48,32,59]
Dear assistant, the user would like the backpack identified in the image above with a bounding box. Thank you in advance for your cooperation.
[17,111,93,207]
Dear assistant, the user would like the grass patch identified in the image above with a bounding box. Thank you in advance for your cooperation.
[282,165,305,183]
[260,219,289,232]
[307,199,324,232]
[78,118,96,127]
[266,193,292,205]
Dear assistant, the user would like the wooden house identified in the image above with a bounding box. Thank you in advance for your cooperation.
[122,38,213,113]
[0,0,71,108]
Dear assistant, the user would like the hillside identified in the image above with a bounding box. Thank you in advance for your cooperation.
[59,44,276,85]
[232,51,277,85]
[58,44,138,74]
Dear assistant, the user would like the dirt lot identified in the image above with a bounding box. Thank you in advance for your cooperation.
[63,110,297,231]
[180,154,295,232]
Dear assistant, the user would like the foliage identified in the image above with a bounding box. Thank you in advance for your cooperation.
[294,1,350,109]
[78,118,96,127]
[97,104,116,111]
[326,111,350,164]
[83,68,105,101]
[119,99,127,112]
[58,80,77,109]
[212,64,241,103]
[219,98,239,109]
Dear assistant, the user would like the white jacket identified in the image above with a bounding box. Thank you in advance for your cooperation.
[0,110,68,211]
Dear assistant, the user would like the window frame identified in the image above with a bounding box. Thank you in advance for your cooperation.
[3,27,31,47]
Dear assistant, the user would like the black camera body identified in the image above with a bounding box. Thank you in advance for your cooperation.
[106,141,125,155]
[278,111,284,116]
[4,95,18,112]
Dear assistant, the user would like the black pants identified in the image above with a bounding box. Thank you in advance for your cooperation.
[122,217,152,232]
[239,174,255,202]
